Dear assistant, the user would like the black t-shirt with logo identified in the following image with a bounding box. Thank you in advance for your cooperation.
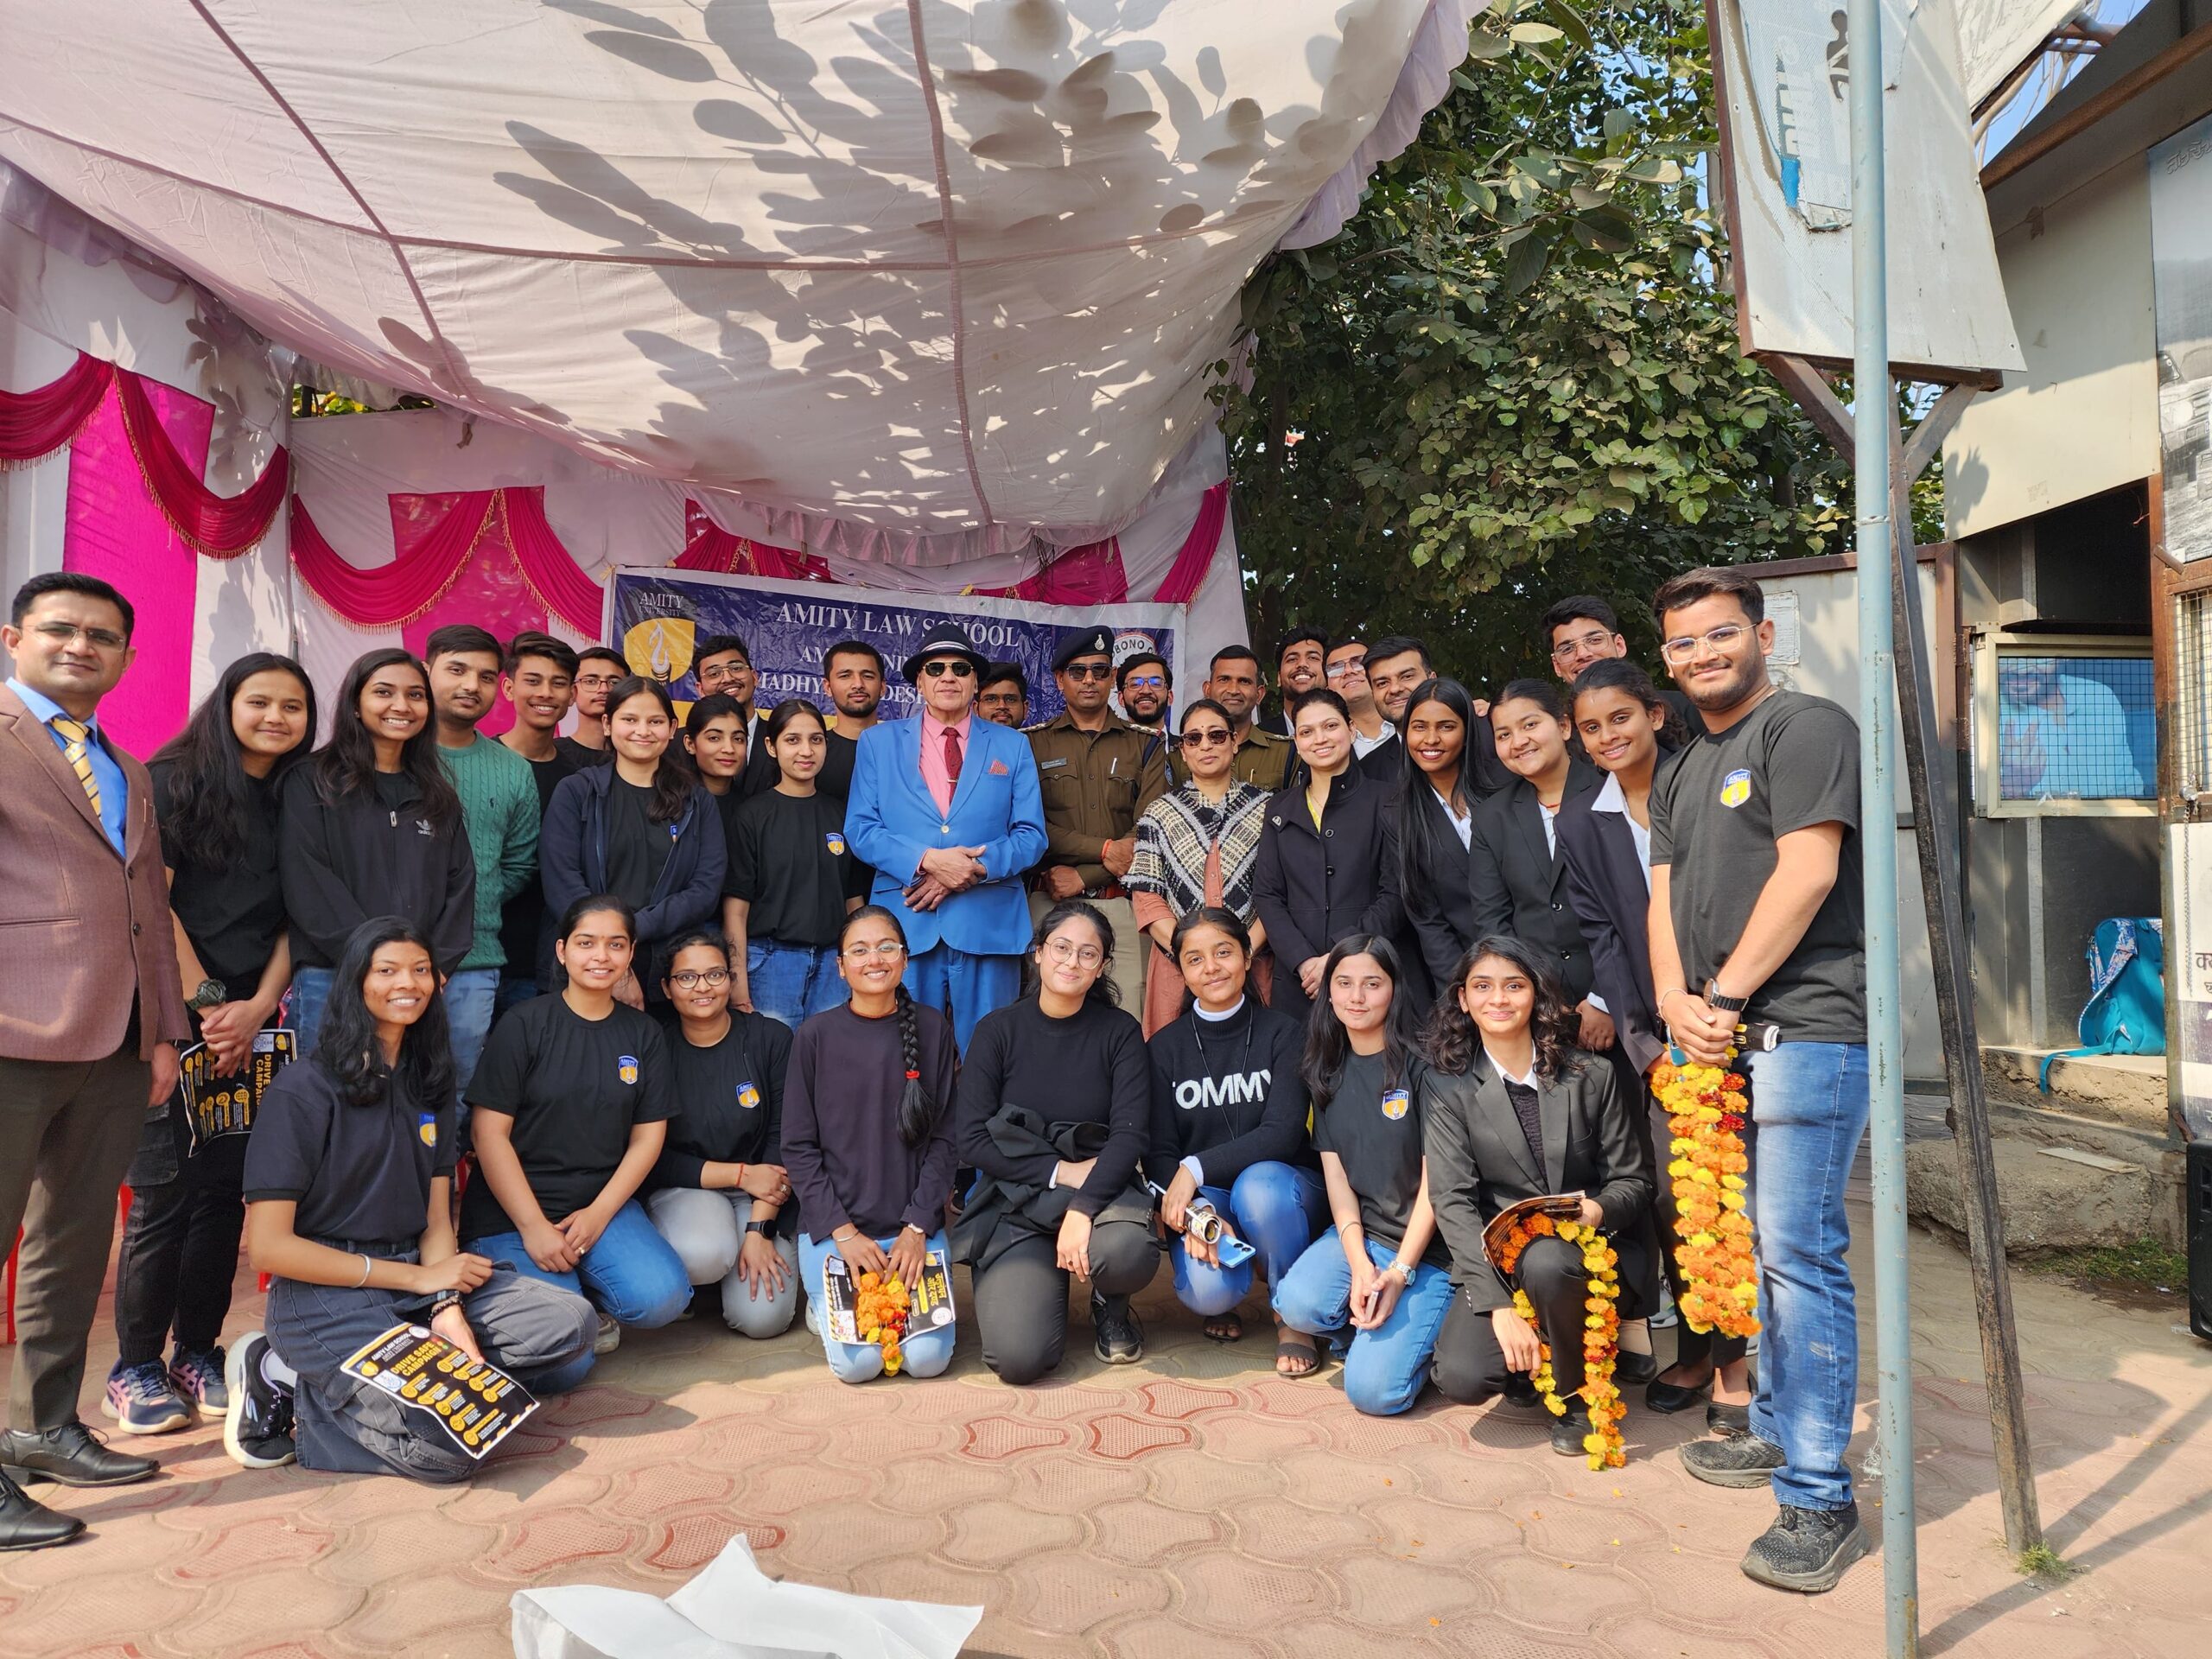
[604,777,674,910]
[1648,689,1865,1041]
[460,994,677,1239]
[244,1058,454,1246]
[725,788,868,946]
[1312,1047,1448,1268]
[658,1011,796,1231]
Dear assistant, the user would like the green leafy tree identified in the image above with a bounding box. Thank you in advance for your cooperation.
[1221,2,1931,688]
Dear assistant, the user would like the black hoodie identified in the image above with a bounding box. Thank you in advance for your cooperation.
[1143,996,1314,1190]
[277,764,475,974]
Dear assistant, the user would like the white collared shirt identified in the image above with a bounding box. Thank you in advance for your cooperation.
[1433,786,1471,849]
[1592,772,1650,887]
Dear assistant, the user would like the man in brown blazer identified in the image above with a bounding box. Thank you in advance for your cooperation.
[0,572,191,1550]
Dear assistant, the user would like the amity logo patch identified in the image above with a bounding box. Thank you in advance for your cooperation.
[618,1054,639,1086]
[1719,768,1753,810]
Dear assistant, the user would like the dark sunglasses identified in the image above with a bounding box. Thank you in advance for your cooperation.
[1180,728,1234,748]
[1062,662,1115,681]
[918,659,976,679]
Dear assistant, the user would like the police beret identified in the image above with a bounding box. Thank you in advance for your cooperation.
[1052,627,1116,671]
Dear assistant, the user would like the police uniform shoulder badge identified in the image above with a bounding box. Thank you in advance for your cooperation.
[1381,1088,1410,1121]
[618,1053,639,1085]
[1719,767,1753,809]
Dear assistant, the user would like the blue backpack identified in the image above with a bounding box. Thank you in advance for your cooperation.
[2038,917,2164,1090]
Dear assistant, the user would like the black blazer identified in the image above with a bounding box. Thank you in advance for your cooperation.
[1555,792,1663,1075]
[1420,1051,1654,1313]
[1252,762,1401,1014]
[1466,762,1603,1003]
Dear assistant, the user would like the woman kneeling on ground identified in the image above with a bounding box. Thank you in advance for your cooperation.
[1271,936,1478,1414]
[1421,935,1655,1455]
[461,896,694,1368]
[779,906,961,1382]
[226,917,596,1479]
[1144,906,1325,1375]
[956,900,1160,1382]
[645,929,799,1338]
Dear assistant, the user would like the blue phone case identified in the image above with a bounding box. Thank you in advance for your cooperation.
[1213,1233,1256,1270]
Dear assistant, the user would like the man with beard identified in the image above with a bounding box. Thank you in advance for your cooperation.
[817,638,886,800]
[1259,627,1328,735]
[426,624,539,1101]
[1116,651,1172,728]
[1363,634,1507,794]
[1646,565,1869,1596]
[693,632,779,799]
[977,662,1029,728]
[1026,627,1168,1010]
[1175,645,1293,791]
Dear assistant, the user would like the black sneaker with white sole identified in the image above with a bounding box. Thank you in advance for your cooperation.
[1090,1292,1143,1364]
[1680,1431,1785,1489]
[1741,1502,1870,1592]
[223,1332,296,1471]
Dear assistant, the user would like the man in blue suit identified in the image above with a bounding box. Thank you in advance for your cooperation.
[846,621,1047,1052]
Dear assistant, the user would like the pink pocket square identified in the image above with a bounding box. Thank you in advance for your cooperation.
[988,759,1009,775]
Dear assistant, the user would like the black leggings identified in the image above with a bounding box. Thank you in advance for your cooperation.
[971,1220,1159,1385]
[113,1113,247,1366]
[1430,1235,1594,1403]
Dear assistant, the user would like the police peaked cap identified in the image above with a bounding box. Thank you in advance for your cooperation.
[1052,626,1116,671]
[900,621,993,684]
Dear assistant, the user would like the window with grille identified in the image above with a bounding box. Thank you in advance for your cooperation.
[2181,591,2212,803]
[1974,636,2156,814]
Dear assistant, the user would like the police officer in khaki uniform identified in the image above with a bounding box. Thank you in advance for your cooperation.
[1027,627,1167,1011]
[1172,645,1294,792]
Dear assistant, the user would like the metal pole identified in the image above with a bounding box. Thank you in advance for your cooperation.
[1848,2,1916,1652]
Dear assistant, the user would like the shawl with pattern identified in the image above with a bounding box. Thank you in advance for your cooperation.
[1126,779,1269,921]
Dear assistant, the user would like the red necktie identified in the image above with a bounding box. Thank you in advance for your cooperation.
[942,723,963,785]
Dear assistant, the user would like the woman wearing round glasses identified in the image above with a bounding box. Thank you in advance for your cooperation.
[641,929,799,1339]
[779,906,961,1382]
[1126,698,1274,1036]
[955,899,1159,1381]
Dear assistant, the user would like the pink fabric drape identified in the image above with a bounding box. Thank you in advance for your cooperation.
[677,499,832,582]
[1001,539,1128,606]
[290,490,498,626]
[1151,482,1228,604]
[0,351,112,462]
[397,493,549,738]
[63,378,213,757]
[505,486,606,635]
[112,365,289,556]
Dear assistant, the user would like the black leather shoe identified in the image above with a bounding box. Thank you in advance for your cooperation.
[0,1470,84,1550]
[1616,1349,1661,1387]
[1645,1375,1713,1414]
[1500,1373,1541,1410]
[1549,1405,1595,1458]
[0,1421,158,1488]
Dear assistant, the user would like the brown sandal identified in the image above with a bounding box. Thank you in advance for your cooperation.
[1275,1334,1322,1377]
[1203,1312,1244,1344]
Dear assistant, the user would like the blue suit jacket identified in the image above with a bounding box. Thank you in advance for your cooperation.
[846,715,1046,957]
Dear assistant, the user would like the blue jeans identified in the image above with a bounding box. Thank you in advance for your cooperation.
[495,976,539,1016]
[746,939,847,1028]
[902,945,1020,1055]
[1743,1041,1871,1512]
[289,967,335,1060]
[1171,1162,1328,1318]
[797,1230,958,1383]
[467,1199,691,1385]
[443,968,499,1106]
[1273,1233,1456,1416]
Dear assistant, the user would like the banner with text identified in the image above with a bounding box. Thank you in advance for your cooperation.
[604,569,1187,726]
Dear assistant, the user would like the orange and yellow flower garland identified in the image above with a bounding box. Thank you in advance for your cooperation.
[1496,1213,1626,1470]
[853,1271,912,1375]
[1650,1053,1761,1341]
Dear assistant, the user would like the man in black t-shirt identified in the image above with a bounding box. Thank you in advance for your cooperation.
[1644,565,1870,1596]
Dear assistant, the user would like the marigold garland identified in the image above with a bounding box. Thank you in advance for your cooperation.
[853,1270,912,1375]
[1650,1052,1762,1341]
[1496,1214,1625,1470]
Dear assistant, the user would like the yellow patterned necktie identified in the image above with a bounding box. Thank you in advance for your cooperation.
[49,715,103,816]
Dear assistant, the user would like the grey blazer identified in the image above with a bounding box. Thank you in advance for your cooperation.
[1420,1049,1653,1314]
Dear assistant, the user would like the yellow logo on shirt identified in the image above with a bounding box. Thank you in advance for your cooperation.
[1381,1089,1410,1121]
[738,1082,761,1109]
[824,831,847,856]
[417,1112,437,1147]
[618,1054,639,1086]
[1719,768,1752,809]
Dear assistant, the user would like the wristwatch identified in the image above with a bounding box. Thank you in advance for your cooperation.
[1705,986,1750,1014]
[188,978,228,1012]
[743,1220,771,1236]
[429,1290,463,1316]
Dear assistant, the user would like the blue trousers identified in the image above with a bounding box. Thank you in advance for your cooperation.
[289,966,335,1060]
[902,944,1020,1054]
[1273,1233,1456,1416]
[1742,1041,1870,1512]
[443,968,499,1108]
[1170,1161,1327,1317]
[797,1230,958,1383]
[467,1198,691,1388]
[747,939,848,1028]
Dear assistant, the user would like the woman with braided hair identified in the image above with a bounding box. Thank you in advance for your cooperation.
[779,906,960,1382]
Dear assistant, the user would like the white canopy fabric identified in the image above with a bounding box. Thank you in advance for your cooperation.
[1955,0,2084,111]
[0,0,1483,553]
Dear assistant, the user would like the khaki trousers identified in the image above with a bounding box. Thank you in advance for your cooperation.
[1028,891,1147,1014]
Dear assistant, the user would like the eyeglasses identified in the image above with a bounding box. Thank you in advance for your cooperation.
[1324,657,1368,680]
[918,660,976,679]
[1550,630,1615,662]
[1180,728,1233,748]
[1124,674,1166,691]
[1659,623,1751,664]
[575,673,621,689]
[1061,662,1114,681]
[668,969,730,989]
[842,940,908,961]
[29,621,128,652]
[1043,938,1104,968]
